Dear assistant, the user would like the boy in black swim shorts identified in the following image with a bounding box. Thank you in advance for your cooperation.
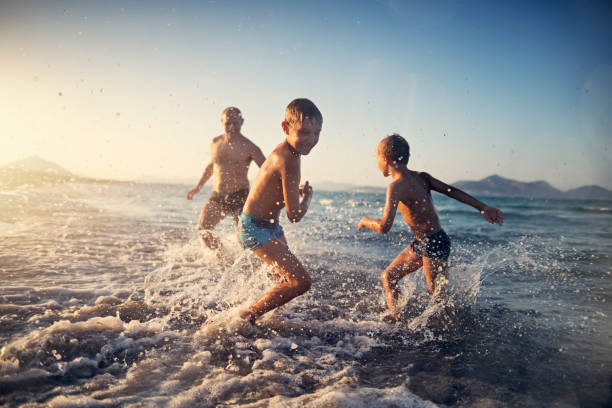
[358,134,503,320]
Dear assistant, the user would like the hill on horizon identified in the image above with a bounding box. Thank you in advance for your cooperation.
[453,174,612,200]
[0,156,80,188]
[2,157,611,200]
[320,174,612,201]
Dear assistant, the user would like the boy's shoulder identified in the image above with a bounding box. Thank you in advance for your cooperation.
[389,170,431,197]
[265,142,298,169]
[405,170,431,185]
[272,141,296,159]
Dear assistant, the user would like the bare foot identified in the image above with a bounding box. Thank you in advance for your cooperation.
[239,308,257,323]
[382,312,398,324]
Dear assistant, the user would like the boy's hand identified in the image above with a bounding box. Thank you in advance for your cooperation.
[481,206,503,226]
[299,181,313,199]
[357,218,366,232]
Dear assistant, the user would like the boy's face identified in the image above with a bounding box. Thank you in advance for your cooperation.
[222,112,243,135]
[282,118,321,155]
[376,147,390,177]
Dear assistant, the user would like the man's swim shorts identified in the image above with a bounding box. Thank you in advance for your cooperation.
[411,229,451,260]
[209,189,249,214]
[237,212,285,251]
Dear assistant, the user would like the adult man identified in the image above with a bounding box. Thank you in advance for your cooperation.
[187,107,266,255]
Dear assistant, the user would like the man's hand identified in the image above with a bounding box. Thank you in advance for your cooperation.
[186,188,199,200]
[481,206,503,226]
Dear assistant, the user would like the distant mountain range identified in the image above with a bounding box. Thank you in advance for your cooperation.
[2,157,611,200]
[0,157,177,188]
[453,175,612,200]
[0,156,83,188]
[319,174,612,201]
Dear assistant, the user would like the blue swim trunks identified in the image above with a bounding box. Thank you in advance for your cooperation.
[237,212,285,251]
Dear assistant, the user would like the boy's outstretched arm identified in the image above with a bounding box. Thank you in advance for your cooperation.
[428,175,503,226]
[358,184,399,233]
[282,159,312,223]
[186,162,213,200]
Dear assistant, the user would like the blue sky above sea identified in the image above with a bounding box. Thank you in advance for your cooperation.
[1,0,610,189]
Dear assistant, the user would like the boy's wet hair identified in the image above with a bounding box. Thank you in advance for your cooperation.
[284,98,323,124]
[222,106,242,118]
[379,134,410,165]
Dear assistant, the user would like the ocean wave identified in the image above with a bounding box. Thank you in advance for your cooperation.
[568,206,612,214]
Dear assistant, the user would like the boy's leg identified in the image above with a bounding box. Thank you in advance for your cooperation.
[381,247,423,318]
[423,257,449,297]
[197,200,226,250]
[240,238,311,321]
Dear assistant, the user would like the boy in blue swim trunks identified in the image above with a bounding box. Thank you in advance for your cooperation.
[358,134,503,320]
[237,98,322,322]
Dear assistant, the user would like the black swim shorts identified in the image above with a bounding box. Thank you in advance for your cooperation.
[209,188,249,214]
[411,229,451,260]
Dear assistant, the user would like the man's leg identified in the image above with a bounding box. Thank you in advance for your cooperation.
[197,200,226,250]
[381,246,423,319]
[240,238,311,321]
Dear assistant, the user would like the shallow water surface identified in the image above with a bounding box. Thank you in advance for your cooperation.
[0,182,610,407]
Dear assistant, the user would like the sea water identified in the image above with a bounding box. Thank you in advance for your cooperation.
[0,181,610,407]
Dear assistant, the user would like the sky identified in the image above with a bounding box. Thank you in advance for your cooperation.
[1,0,611,190]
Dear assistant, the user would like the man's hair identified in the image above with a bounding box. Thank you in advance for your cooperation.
[284,98,323,124]
[222,106,242,118]
[378,134,410,165]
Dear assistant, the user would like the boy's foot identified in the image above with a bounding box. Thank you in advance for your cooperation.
[381,312,398,324]
[200,311,258,338]
[239,307,258,323]
[226,314,258,336]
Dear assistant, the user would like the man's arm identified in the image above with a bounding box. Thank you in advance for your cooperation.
[250,143,266,167]
[428,175,503,226]
[281,156,311,223]
[358,183,399,233]
[186,162,213,200]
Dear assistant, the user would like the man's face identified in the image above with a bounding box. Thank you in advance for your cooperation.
[222,112,243,134]
[285,118,321,155]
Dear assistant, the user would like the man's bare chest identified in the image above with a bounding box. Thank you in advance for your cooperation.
[213,143,250,166]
